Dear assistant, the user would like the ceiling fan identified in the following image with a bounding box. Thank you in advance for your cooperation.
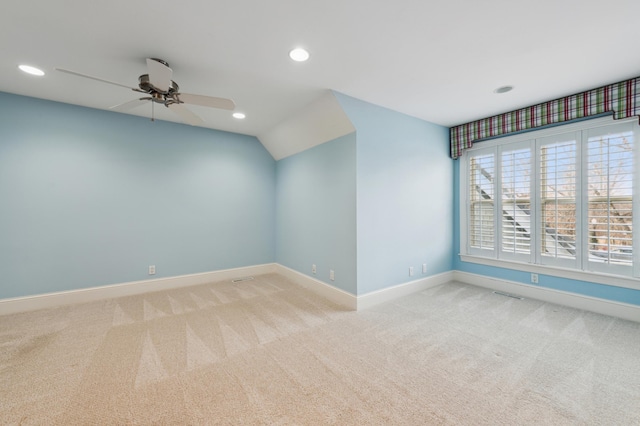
[55,58,235,126]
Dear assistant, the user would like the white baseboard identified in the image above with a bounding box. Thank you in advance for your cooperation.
[357,271,455,310]
[0,263,278,316]
[8,265,635,322]
[274,265,455,311]
[1,263,444,316]
[453,270,640,323]
[275,264,357,310]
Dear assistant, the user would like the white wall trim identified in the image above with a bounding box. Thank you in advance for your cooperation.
[459,254,640,291]
[0,263,278,316]
[357,271,455,310]
[274,264,357,310]
[453,270,640,323]
[274,266,455,311]
[7,265,635,321]
[1,263,449,316]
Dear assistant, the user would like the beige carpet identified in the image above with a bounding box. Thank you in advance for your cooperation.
[1,273,639,425]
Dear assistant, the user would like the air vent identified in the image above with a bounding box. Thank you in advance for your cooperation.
[493,291,524,300]
[232,276,255,283]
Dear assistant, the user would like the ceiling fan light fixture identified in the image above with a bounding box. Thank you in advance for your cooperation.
[233,112,246,119]
[289,48,310,62]
[19,64,45,76]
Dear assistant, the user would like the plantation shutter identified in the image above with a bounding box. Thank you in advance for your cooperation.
[586,122,635,274]
[539,134,578,268]
[500,146,531,259]
[468,152,495,254]
[461,116,640,279]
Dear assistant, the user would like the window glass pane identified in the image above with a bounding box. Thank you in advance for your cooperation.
[501,148,531,255]
[540,139,577,260]
[587,130,634,266]
[469,154,495,250]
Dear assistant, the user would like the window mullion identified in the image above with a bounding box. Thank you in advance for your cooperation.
[578,130,587,272]
[634,127,640,278]
[532,138,540,265]
[496,146,503,258]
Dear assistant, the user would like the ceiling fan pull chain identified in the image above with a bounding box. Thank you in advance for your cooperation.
[151,98,155,122]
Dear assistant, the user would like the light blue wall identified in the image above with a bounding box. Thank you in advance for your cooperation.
[452,150,640,306]
[12,89,636,308]
[0,92,276,299]
[334,93,453,295]
[275,133,357,294]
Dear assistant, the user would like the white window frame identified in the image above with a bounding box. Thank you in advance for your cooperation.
[459,116,640,291]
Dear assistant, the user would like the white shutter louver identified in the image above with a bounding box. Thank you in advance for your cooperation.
[587,129,634,267]
[469,153,495,251]
[501,148,531,256]
[540,139,577,261]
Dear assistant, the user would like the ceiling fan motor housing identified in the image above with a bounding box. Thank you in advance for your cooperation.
[149,58,170,67]
[138,74,179,103]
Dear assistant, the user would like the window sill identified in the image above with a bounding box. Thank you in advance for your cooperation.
[459,254,640,291]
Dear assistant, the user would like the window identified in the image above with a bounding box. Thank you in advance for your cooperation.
[468,153,495,253]
[586,126,635,275]
[539,134,578,268]
[501,146,531,259]
[460,117,639,280]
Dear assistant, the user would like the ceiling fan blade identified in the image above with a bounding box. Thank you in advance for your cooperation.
[177,93,235,110]
[55,67,137,90]
[168,103,204,126]
[146,58,172,93]
[109,98,149,112]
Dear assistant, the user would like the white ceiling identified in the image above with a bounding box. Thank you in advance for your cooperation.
[2,0,640,155]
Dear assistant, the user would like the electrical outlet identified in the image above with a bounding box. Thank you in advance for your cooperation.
[329,269,335,281]
[149,265,156,275]
[312,264,317,274]
[422,263,427,274]
[409,266,414,276]
[531,273,538,284]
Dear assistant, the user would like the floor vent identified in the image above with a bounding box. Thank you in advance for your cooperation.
[232,276,255,283]
[493,291,524,300]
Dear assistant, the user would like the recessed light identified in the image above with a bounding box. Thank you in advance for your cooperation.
[289,48,310,62]
[18,64,45,76]
[494,85,514,94]
[233,112,246,119]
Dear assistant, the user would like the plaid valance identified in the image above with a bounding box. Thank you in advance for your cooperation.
[450,76,640,159]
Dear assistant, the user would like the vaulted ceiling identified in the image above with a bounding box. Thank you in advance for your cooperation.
[3,0,640,157]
